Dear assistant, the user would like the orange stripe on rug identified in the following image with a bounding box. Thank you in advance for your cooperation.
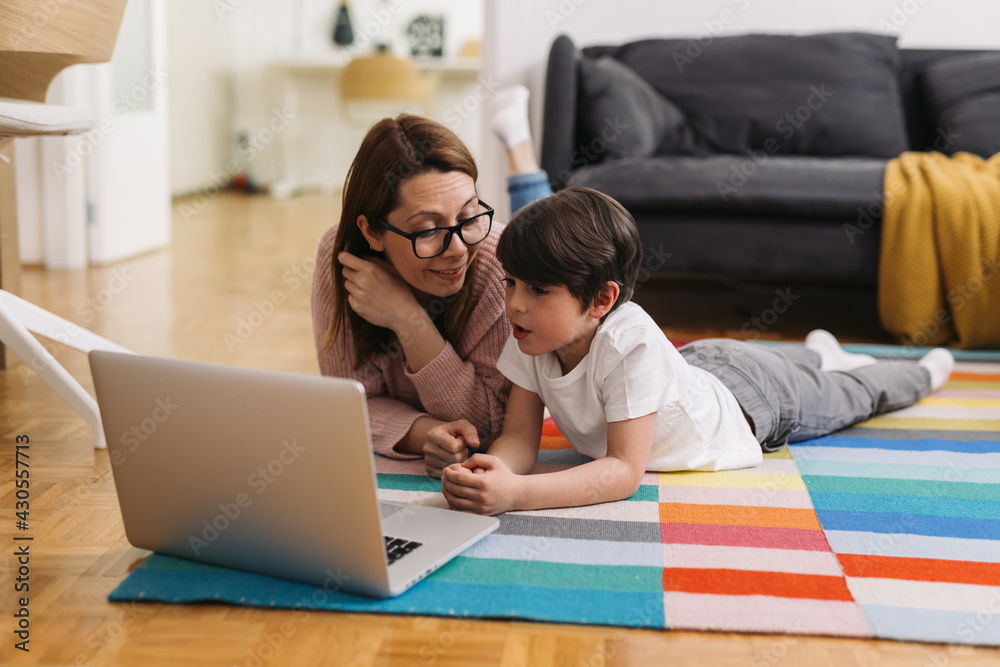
[541,421,561,437]
[539,436,572,450]
[950,371,1000,382]
[837,553,1000,586]
[662,568,854,600]
[540,422,572,449]
[660,503,822,530]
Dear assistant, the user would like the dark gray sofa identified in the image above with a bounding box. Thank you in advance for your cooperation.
[541,33,1000,288]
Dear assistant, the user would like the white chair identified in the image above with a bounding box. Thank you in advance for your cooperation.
[0,0,130,449]
[0,290,134,449]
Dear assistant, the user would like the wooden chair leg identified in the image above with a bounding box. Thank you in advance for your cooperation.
[0,137,23,369]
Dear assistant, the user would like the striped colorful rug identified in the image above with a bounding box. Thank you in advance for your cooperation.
[109,359,1000,644]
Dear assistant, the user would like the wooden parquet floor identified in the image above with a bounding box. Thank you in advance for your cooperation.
[1,192,996,665]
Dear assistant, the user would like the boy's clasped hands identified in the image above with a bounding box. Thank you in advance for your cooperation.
[425,419,524,516]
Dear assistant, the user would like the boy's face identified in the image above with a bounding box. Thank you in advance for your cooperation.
[502,275,603,369]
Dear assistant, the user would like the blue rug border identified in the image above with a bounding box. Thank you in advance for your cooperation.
[108,553,666,628]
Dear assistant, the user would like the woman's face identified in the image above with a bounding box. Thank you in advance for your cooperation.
[363,170,483,302]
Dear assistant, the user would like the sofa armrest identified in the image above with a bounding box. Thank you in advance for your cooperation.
[540,34,578,191]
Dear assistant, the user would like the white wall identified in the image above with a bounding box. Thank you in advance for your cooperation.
[167,0,484,196]
[165,1,231,196]
[16,0,486,267]
[480,0,1000,220]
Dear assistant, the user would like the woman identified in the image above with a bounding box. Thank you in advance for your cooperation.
[312,91,550,477]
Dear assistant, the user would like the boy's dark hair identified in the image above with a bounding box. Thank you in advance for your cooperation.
[496,187,642,316]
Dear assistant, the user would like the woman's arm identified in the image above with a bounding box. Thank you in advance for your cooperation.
[442,412,656,515]
[312,229,434,458]
[402,242,512,444]
[395,415,445,456]
[312,227,511,455]
[336,250,448,373]
[335,250,511,444]
[424,384,543,478]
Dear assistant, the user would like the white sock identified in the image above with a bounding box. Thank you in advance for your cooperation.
[919,348,955,391]
[804,329,877,372]
[490,85,531,148]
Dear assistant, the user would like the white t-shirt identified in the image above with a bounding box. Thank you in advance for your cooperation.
[496,302,763,472]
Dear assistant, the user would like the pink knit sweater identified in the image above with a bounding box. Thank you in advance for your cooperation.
[311,224,512,458]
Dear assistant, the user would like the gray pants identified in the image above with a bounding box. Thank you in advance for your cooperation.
[679,339,932,452]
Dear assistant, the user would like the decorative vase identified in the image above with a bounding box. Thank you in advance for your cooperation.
[333,0,354,47]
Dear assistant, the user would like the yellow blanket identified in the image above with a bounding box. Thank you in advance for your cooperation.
[879,151,1000,348]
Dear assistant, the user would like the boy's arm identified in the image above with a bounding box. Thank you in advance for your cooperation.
[519,412,656,509]
[442,412,656,515]
[424,384,543,478]
[481,384,545,474]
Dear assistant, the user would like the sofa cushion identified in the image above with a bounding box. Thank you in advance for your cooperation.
[631,210,881,284]
[921,54,1000,158]
[583,32,908,158]
[565,155,887,219]
[576,55,692,160]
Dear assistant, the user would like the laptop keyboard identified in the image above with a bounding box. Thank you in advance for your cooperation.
[384,535,422,565]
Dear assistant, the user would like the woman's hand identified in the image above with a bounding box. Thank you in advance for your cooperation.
[338,251,420,332]
[424,419,479,478]
[441,454,523,516]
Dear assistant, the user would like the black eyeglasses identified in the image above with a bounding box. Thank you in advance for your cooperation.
[377,202,494,259]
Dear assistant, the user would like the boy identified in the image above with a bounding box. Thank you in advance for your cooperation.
[430,187,953,515]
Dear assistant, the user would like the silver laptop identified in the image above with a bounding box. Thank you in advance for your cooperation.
[88,350,498,598]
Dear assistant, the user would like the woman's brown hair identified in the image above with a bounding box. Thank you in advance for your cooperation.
[322,114,481,368]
